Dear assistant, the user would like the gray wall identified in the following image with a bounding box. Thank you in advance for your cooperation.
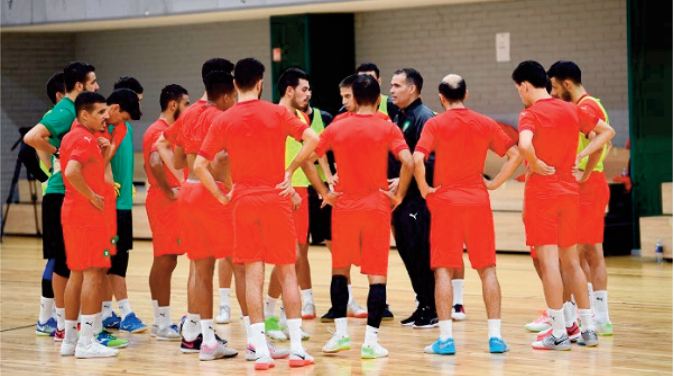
[355,0,628,145]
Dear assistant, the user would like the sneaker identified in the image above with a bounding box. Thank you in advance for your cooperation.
[451,304,466,321]
[155,324,181,341]
[75,341,119,358]
[254,355,276,370]
[265,316,288,341]
[347,300,368,319]
[322,333,351,353]
[382,305,394,321]
[245,341,290,361]
[120,312,148,333]
[96,330,129,348]
[577,330,599,347]
[102,311,121,330]
[320,307,341,323]
[199,341,238,361]
[289,351,315,368]
[215,305,231,324]
[524,310,551,332]
[595,321,613,336]
[361,343,389,359]
[36,317,57,336]
[536,322,581,342]
[489,337,509,353]
[53,328,65,342]
[400,309,419,327]
[60,340,76,356]
[531,333,572,351]
[283,325,310,341]
[302,303,316,320]
[413,306,439,329]
[424,337,456,355]
[181,333,203,353]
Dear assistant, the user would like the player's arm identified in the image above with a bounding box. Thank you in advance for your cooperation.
[576,120,615,165]
[23,124,57,155]
[278,128,319,196]
[384,149,414,208]
[518,130,555,176]
[64,160,104,210]
[36,150,52,170]
[154,133,184,180]
[194,154,229,205]
[485,146,522,190]
[412,151,437,198]
[317,155,336,186]
[149,151,177,200]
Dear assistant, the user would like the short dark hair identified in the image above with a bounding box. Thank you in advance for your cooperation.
[352,75,380,106]
[234,58,265,91]
[160,84,188,111]
[393,68,423,93]
[114,76,144,94]
[107,88,142,120]
[339,74,358,88]
[438,77,467,102]
[75,91,106,117]
[46,72,65,105]
[277,67,309,97]
[205,71,235,101]
[356,62,380,78]
[547,60,582,85]
[63,61,96,92]
[512,60,548,88]
[202,58,234,85]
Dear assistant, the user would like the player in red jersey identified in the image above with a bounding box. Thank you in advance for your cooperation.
[512,61,614,350]
[195,58,319,370]
[413,74,521,355]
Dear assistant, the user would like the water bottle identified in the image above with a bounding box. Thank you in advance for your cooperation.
[655,240,664,263]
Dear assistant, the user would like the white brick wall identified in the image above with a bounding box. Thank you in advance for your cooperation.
[355,0,628,145]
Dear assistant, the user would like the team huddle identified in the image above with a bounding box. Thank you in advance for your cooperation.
[26,56,615,368]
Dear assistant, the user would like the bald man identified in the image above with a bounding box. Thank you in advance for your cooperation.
[413,74,521,354]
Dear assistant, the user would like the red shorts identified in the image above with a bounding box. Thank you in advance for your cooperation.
[331,208,391,277]
[523,192,580,248]
[232,190,296,265]
[146,187,184,257]
[427,196,496,269]
[578,172,610,244]
[293,187,309,245]
[178,180,233,261]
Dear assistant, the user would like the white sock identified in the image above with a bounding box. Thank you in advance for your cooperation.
[451,280,465,306]
[183,313,201,341]
[594,290,610,323]
[487,319,501,339]
[79,314,96,345]
[200,319,216,346]
[548,308,565,338]
[301,289,314,306]
[578,309,595,331]
[101,300,113,319]
[279,306,287,326]
[157,306,171,329]
[286,318,304,354]
[439,320,453,341]
[117,299,132,319]
[55,308,66,331]
[219,288,231,308]
[64,319,78,343]
[39,297,54,324]
[335,317,349,337]
[152,300,159,324]
[265,296,278,318]
[242,316,252,345]
[251,322,269,357]
[562,301,577,327]
[587,283,594,300]
[347,285,354,304]
[364,325,379,346]
[93,313,102,334]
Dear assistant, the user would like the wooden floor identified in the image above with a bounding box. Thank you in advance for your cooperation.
[1,236,671,375]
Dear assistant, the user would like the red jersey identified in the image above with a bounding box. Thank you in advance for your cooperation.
[199,99,308,192]
[315,113,408,211]
[332,111,390,123]
[183,104,224,154]
[518,97,598,195]
[416,108,515,205]
[142,118,181,189]
[164,99,208,147]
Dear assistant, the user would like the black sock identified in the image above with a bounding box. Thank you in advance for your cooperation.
[367,283,387,328]
[41,279,54,298]
[330,275,349,318]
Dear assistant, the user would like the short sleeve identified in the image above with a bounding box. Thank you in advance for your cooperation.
[41,107,75,139]
[489,120,516,157]
[198,119,226,161]
[69,138,95,164]
[517,110,537,134]
[315,126,334,157]
[164,116,182,146]
[577,105,600,135]
[110,123,127,147]
[388,123,409,157]
[281,107,309,141]
[415,119,436,157]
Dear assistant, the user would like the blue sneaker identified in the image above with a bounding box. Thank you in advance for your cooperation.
[424,337,456,355]
[120,312,148,333]
[103,311,121,330]
[96,330,129,348]
[489,337,509,353]
[36,317,57,336]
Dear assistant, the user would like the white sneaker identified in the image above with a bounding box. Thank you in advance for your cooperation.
[60,340,76,356]
[322,333,351,353]
[361,342,389,359]
[283,325,310,341]
[301,303,316,320]
[199,341,238,361]
[254,355,275,370]
[215,305,231,324]
[289,350,315,368]
[245,341,290,361]
[347,300,368,318]
[525,310,551,333]
[75,341,119,359]
[451,304,466,321]
[155,324,181,341]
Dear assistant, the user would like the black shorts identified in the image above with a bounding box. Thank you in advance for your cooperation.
[308,185,332,244]
[115,209,133,252]
[42,194,65,260]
